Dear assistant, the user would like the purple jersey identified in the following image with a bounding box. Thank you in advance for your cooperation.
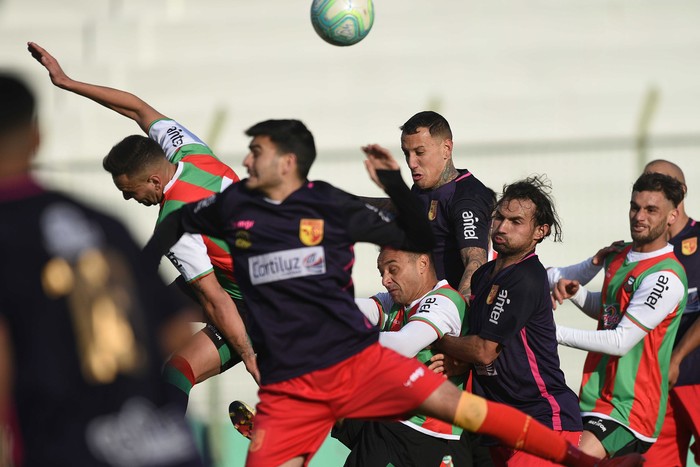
[469,254,582,432]
[177,180,418,385]
[412,169,494,288]
[669,218,700,386]
[0,178,201,466]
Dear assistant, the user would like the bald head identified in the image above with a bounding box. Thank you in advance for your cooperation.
[644,159,686,186]
[643,159,689,234]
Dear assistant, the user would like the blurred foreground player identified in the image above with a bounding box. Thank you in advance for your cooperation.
[145,119,643,467]
[0,73,202,466]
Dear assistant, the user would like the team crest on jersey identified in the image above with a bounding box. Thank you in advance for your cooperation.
[486,285,500,305]
[682,237,697,255]
[235,230,252,249]
[299,219,324,246]
[428,200,438,221]
[623,275,636,293]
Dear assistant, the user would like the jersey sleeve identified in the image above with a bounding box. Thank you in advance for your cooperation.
[336,190,426,250]
[331,173,433,252]
[626,270,685,331]
[557,271,685,355]
[354,297,381,326]
[379,321,442,357]
[556,315,648,356]
[451,184,492,251]
[371,292,396,328]
[166,233,214,283]
[408,293,463,339]
[148,118,211,163]
[178,192,227,241]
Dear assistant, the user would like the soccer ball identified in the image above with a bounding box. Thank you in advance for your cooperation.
[310,0,375,47]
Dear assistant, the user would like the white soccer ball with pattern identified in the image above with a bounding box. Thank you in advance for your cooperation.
[310,0,375,47]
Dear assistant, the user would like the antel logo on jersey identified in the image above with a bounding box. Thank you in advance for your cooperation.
[249,246,326,285]
[166,125,186,147]
[644,274,670,310]
[488,288,510,324]
[462,211,479,240]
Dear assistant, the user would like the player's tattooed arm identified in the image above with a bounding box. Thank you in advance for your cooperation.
[458,246,487,302]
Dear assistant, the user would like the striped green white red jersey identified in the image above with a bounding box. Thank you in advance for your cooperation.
[579,245,687,441]
[372,280,468,439]
[149,119,241,299]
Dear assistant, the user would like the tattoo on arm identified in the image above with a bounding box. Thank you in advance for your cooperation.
[458,247,487,300]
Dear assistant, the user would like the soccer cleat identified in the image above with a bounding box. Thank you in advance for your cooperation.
[228,400,255,439]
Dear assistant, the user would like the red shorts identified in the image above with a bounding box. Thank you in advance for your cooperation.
[489,430,582,467]
[245,342,446,467]
[643,384,700,467]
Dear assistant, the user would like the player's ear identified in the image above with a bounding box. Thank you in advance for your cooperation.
[419,253,430,272]
[442,138,453,160]
[667,207,679,227]
[147,173,162,189]
[281,152,296,175]
[534,224,550,242]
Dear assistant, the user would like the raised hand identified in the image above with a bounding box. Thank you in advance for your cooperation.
[362,144,400,191]
[27,42,72,89]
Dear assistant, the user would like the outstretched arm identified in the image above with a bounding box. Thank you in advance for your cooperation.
[557,271,685,355]
[28,42,165,133]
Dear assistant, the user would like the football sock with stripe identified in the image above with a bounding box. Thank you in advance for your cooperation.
[163,354,196,415]
[453,392,602,466]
